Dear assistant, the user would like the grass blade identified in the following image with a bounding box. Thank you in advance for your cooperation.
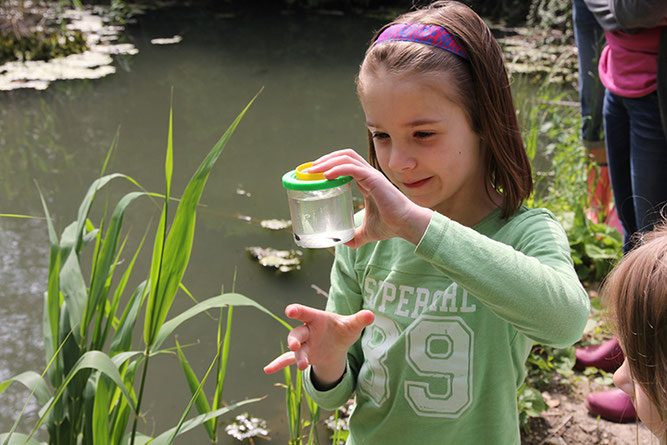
[111,359,141,445]
[85,191,148,342]
[29,350,137,440]
[0,433,46,445]
[175,341,215,440]
[144,91,261,348]
[36,184,62,384]
[0,372,51,406]
[59,249,87,345]
[153,293,292,352]
[110,281,148,356]
[212,306,232,414]
[150,398,263,445]
[92,374,112,445]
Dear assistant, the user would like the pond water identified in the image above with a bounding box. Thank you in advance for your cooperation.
[0,5,566,443]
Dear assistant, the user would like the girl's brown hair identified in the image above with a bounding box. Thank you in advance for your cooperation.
[357,0,532,218]
[603,223,667,441]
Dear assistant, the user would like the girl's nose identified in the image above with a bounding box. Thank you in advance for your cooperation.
[387,143,416,171]
[613,359,635,398]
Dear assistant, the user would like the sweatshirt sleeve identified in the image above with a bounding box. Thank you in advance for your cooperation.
[414,211,590,348]
[584,0,622,31]
[302,241,365,410]
[611,0,667,30]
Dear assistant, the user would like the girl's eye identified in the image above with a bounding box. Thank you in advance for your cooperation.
[414,131,434,139]
[372,132,389,140]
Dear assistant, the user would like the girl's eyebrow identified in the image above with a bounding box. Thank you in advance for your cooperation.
[366,118,443,128]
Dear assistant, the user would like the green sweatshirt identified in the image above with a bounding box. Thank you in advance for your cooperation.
[304,206,590,444]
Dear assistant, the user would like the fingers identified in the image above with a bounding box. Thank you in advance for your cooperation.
[263,351,297,374]
[294,342,310,371]
[309,150,373,180]
[349,309,375,330]
[285,303,325,324]
[344,227,368,249]
[312,148,366,166]
[287,323,309,352]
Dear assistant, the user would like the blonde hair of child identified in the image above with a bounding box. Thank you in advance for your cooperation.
[603,223,667,441]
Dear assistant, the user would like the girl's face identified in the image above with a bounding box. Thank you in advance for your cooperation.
[358,70,499,225]
[614,358,665,438]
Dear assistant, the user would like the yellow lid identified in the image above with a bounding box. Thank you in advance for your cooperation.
[295,162,325,181]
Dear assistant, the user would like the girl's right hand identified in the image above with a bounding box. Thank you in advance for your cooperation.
[263,304,374,388]
[308,149,433,247]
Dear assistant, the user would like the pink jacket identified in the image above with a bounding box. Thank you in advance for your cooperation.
[599,26,663,98]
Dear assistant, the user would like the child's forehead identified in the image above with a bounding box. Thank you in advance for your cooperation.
[358,69,461,103]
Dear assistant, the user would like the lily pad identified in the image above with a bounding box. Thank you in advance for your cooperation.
[259,219,291,230]
[225,412,269,441]
[0,4,138,91]
[246,246,302,272]
[150,35,183,45]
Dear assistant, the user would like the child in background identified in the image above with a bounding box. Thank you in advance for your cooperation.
[603,224,667,443]
[265,1,590,443]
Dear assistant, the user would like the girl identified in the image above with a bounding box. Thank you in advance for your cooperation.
[603,224,667,443]
[265,2,590,443]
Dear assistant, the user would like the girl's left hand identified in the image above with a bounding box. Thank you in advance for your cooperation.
[308,149,432,248]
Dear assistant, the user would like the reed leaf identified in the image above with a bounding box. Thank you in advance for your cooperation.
[212,305,233,429]
[59,249,87,345]
[144,203,167,347]
[57,303,79,380]
[143,92,260,348]
[111,352,143,369]
[161,338,221,445]
[72,173,130,254]
[120,434,152,445]
[149,398,263,445]
[105,230,148,340]
[165,90,174,200]
[97,232,131,348]
[153,293,292,352]
[37,185,62,383]
[175,341,215,440]
[92,374,113,445]
[143,95,175,351]
[83,375,97,445]
[305,390,320,445]
[0,214,41,219]
[84,191,149,345]
[110,281,148,357]
[0,372,51,406]
[110,359,142,445]
[30,350,137,440]
[0,433,46,445]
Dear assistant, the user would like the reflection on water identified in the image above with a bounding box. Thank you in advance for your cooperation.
[0,6,381,443]
[0,219,48,437]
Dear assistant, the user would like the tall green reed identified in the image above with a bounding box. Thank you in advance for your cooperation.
[282,363,320,445]
[0,89,296,444]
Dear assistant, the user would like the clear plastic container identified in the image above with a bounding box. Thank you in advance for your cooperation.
[282,162,355,248]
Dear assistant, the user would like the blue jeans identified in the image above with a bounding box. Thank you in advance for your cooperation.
[573,0,606,148]
[603,89,667,251]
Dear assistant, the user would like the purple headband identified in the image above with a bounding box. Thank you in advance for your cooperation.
[375,23,469,60]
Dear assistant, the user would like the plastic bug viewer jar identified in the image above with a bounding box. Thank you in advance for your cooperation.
[282,162,355,248]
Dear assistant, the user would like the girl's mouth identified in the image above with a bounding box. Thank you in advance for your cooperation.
[403,177,431,189]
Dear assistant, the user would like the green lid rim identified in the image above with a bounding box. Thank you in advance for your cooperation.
[282,170,353,191]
